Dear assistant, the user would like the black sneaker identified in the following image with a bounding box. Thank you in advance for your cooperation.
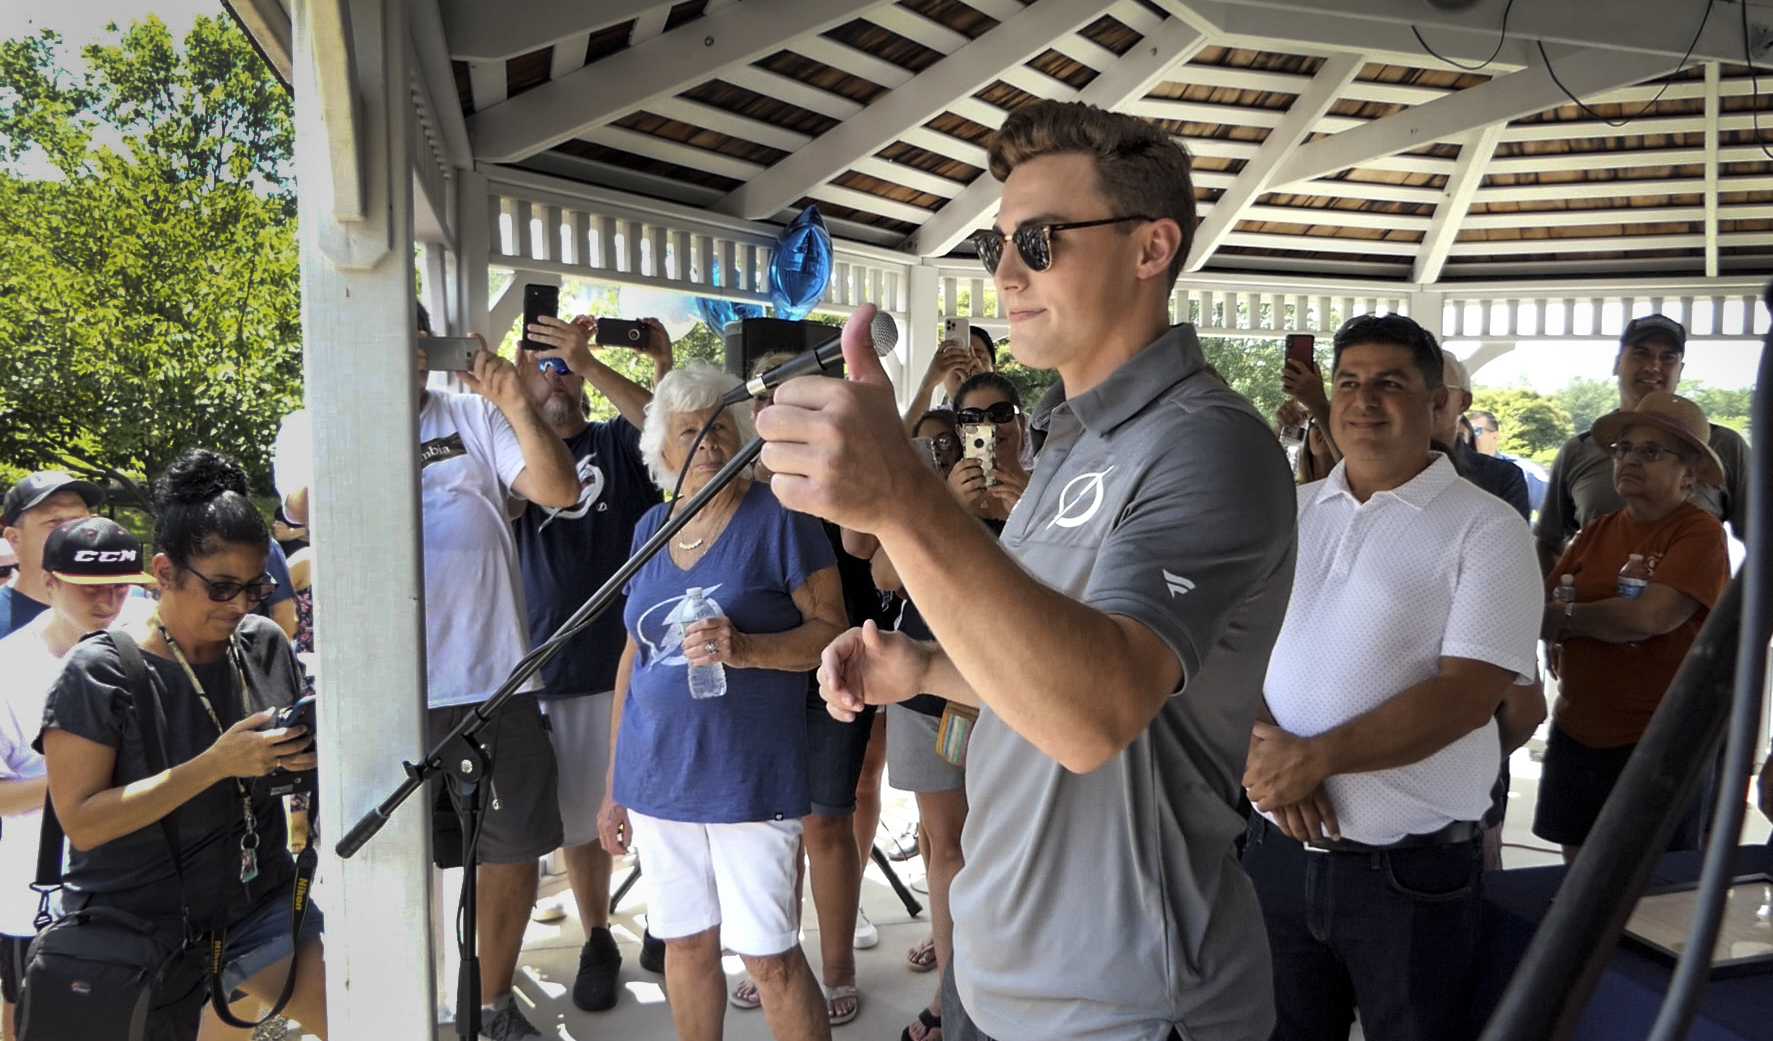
[479,993,542,1040]
[640,928,666,974]
[573,927,623,1011]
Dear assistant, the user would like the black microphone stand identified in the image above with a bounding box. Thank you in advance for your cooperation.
[336,435,764,1041]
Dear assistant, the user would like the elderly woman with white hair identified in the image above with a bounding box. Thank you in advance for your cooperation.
[597,361,845,1041]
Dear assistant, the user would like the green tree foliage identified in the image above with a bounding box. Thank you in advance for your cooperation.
[1200,335,1333,424]
[1470,387,1574,457]
[1550,376,1619,435]
[0,16,297,506]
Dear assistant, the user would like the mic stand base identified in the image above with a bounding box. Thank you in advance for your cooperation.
[437,732,491,1041]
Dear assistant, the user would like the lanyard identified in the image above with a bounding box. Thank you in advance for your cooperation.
[152,619,263,884]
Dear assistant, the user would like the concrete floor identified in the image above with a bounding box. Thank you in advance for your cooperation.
[410,734,1772,1041]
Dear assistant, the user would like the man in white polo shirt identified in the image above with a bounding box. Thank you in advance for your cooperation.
[1242,314,1541,1041]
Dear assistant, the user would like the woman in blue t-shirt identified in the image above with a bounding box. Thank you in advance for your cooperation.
[597,362,844,1041]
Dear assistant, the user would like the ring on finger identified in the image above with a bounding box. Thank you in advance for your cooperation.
[704,641,718,654]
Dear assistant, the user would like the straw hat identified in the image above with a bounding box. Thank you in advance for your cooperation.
[1590,390,1725,487]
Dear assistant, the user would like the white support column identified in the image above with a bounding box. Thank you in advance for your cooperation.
[903,264,940,413]
[1705,61,1721,279]
[292,0,435,1038]
[1186,52,1365,270]
[456,168,491,336]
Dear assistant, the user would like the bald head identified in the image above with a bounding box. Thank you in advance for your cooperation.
[1433,349,1474,445]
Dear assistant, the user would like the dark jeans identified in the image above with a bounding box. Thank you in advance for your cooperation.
[1241,815,1485,1041]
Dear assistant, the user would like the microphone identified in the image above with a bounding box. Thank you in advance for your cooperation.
[721,311,899,406]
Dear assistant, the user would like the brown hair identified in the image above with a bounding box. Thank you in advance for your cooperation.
[987,100,1196,285]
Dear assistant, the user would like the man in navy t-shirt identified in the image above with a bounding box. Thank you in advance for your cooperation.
[512,312,671,1011]
[1,473,103,638]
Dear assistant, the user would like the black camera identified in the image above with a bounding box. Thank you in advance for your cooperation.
[258,694,316,799]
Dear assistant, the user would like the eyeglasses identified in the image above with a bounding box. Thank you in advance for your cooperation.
[181,563,278,604]
[970,216,1158,275]
[927,434,959,453]
[955,402,1021,426]
[0,564,13,580]
[1609,440,1681,464]
[1471,425,1497,436]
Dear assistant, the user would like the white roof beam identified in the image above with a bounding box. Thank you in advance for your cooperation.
[997,63,1081,101]
[851,156,966,200]
[948,96,1010,130]
[1047,32,1121,72]
[1265,179,1444,205]
[1233,203,1433,232]
[1705,61,1722,278]
[467,61,506,113]
[1413,123,1503,284]
[714,0,1120,221]
[629,6,670,46]
[1447,232,1773,257]
[409,0,474,167]
[1187,52,1365,270]
[549,34,590,80]
[1107,0,1164,35]
[468,0,886,163]
[646,97,813,153]
[1220,231,1420,257]
[899,126,991,169]
[721,66,864,122]
[868,5,969,55]
[1211,0,1773,65]
[1267,48,1685,192]
[805,184,938,225]
[445,0,672,63]
[1474,175,1769,204]
[907,15,1211,256]
[1487,145,1771,176]
[1193,0,1536,71]
[580,126,765,181]
[792,36,917,90]
[1457,203,1773,230]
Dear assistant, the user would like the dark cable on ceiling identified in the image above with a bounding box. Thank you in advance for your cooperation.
[1537,0,1714,129]
[1743,0,1773,160]
[1411,0,1518,73]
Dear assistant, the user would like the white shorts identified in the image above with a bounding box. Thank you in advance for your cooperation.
[627,812,802,956]
[541,693,614,849]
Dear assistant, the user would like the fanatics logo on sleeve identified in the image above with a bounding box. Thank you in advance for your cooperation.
[1163,570,1195,597]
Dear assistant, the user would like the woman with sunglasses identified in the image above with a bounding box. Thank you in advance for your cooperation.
[946,372,1031,519]
[900,327,998,438]
[39,449,327,1041]
[1536,392,1730,864]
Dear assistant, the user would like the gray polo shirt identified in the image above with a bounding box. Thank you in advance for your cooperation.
[949,324,1297,1041]
[1534,423,1750,546]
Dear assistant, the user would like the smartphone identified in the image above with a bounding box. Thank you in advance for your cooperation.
[961,422,996,487]
[523,283,562,373]
[942,316,970,351]
[1285,333,1316,371]
[595,318,648,348]
[420,336,480,372]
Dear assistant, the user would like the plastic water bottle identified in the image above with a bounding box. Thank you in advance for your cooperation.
[1553,574,1576,605]
[681,587,727,699]
[1617,554,1651,600]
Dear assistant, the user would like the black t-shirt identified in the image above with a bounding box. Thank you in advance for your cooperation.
[39,614,301,922]
[513,419,660,698]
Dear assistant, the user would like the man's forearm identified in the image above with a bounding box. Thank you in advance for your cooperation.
[1564,597,1687,644]
[1315,675,1506,777]
[876,480,1174,773]
[500,399,579,506]
[581,357,652,428]
[0,776,46,817]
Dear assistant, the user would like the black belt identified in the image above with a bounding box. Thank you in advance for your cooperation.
[1294,818,1483,854]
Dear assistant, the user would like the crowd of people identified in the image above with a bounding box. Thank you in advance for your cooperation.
[0,96,1765,1041]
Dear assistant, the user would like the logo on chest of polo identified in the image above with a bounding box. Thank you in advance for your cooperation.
[1046,467,1117,530]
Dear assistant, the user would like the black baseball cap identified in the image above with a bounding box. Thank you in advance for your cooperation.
[42,518,155,586]
[1621,314,1687,352]
[2,472,103,527]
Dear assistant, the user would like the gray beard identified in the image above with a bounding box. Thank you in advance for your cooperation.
[541,393,583,428]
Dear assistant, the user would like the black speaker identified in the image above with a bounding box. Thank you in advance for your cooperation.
[723,318,840,382]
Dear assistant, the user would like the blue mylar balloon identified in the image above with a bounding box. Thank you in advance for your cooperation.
[692,296,763,334]
[768,205,833,321]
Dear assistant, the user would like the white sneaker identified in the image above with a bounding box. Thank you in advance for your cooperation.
[853,908,879,949]
[530,895,567,923]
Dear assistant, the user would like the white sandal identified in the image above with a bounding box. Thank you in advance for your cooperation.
[729,976,761,1010]
[825,983,861,1026]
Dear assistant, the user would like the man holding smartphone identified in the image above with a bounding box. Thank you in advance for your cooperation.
[758,101,1296,1041]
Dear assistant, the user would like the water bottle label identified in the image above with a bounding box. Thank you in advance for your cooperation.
[1617,577,1648,600]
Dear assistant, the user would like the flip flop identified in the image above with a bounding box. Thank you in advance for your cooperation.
[825,983,861,1026]
[729,976,761,1010]
[900,1007,941,1041]
[906,934,938,973]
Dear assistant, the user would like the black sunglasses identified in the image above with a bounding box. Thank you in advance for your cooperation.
[0,564,13,580]
[182,563,278,605]
[955,402,1021,426]
[927,433,960,452]
[970,216,1158,274]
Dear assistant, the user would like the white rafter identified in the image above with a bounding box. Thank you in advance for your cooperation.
[1267,48,1684,191]
[908,15,1212,257]
[1412,123,1502,284]
[468,0,886,163]
[444,0,669,62]
[712,0,1125,221]
[1704,61,1722,278]
[720,66,864,122]
[1186,52,1364,271]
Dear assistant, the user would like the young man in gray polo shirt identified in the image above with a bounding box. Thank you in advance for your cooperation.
[758,100,1297,1041]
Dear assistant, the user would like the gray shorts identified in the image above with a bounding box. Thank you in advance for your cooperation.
[540,692,613,849]
[427,694,564,865]
[886,704,964,794]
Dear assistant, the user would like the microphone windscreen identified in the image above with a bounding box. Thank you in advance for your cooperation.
[868,311,899,356]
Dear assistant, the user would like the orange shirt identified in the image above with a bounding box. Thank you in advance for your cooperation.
[1548,502,1729,748]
